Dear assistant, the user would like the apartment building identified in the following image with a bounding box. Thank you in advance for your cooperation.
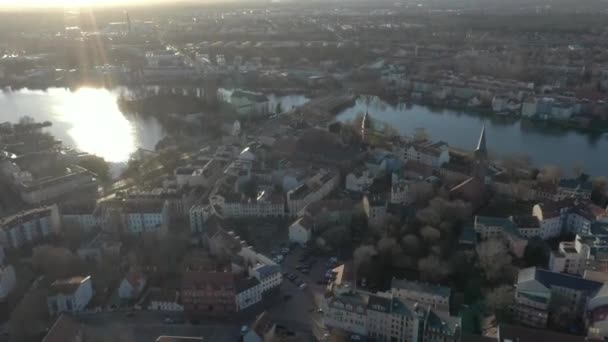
[0,205,60,249]
[391,278,451,313]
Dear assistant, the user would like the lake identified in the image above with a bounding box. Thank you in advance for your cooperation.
[0,87,165,164]
[336,96,608,176]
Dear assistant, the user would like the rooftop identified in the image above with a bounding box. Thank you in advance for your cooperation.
[391,277,451,298]
[50,276,91,296]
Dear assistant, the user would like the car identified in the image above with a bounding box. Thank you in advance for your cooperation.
[281,247,290,254]
[240,325,249,334]
[299,283,308,290]
[295,278,303,286]
[301,268,310,274]
[317,308,324,313]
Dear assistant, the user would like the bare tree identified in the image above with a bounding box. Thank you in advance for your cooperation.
[420,226,441,243]
[485,285,515,315]
[32,245,83,280]
[418,254,451,282]
[402,234,423,257]
[411,182,435,205]
[476,239,515,283]
[537,165,562,183]
[354,245,377,276]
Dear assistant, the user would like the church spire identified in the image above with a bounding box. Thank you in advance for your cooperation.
[361,109,370,144]
[475,125,487,157]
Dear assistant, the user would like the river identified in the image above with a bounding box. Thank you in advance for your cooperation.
[0,87,165,164]
[336,96,608,176]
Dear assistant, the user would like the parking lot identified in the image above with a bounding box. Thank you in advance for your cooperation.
[267,245,335,338]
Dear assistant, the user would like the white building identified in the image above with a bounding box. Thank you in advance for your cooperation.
[0,265,16,300]
[548,235,590,275]
[522,97,538,117]
[147,289,183,312]
[16,166,97,204]
[532,203,564,240]
[47,276,93,315]
[0,205,61,249]
[230,90,270,116]
[492,95,509,113]
[287,170,339,216]
[390,173,412,205]
[123,200,169,235]
[251,264,282,294]
[324,289,460,342]
[390,278,451,313]
[60,202,99,233]
[363,195,388,229]
[345,169,374,193]
[404,141,450,168]
[235,277,262,311]
[210,190,284,219]
[118,271,147,299]
[288,215,313,245]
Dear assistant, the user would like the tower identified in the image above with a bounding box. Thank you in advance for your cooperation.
[125,11,132,35]
[473,125,488,181]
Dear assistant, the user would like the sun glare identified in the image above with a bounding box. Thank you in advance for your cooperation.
[0,0,134,8]
[53,88,136,163]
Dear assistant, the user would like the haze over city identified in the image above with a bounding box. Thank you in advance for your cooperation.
[0,0,608,342]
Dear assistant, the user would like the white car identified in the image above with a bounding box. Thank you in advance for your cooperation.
[299,283,308,290]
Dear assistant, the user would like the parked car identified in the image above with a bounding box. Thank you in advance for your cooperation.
[299,283,308,290]
[301,268,310,274]
[281,247,290,254]
[241,325,249,334]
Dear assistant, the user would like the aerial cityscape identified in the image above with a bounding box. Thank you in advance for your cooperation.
[1,1,608,342]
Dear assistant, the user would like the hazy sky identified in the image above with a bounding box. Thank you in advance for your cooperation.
[0,0,168,8]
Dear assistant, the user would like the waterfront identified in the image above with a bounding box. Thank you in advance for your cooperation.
[337,96,608,176]
[0,87,165,163]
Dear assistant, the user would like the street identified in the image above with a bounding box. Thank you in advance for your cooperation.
[75,311,240,342]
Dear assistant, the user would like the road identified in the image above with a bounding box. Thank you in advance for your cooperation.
[75,311,241,342]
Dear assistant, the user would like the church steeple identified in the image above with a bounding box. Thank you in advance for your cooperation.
[475,125,487,159]
[361,109,370,144]
[474,125,488,181]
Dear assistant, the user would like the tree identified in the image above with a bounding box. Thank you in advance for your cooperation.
[420,226,441,243]
[523,237,550,268]
[416,207,441,227]
[537,165,561,183]
[354,245,377,278]
[401,234,423,257]
[79,155,111,183]
[275,102,283,114]
[476,239,516,284]
[413,127,429,142]
[62,220,87,251]
[418,254,451,282]
[485,285,515,321]
[410,182,435,205]
[592,176,608,205]
[32,245,83,280]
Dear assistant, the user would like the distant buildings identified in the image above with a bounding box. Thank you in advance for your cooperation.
[286,169,339,216]
[391,278,451,313]
[288,215,314,245]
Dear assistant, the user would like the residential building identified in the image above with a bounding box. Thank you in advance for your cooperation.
[118,270,147,300]
[123,200,169,235]
[521,97,538,117]
[345,168,374,193]
[363,195,388,229]
[391,172,412,205]
[16,166,98,204]
[231,90,270,116]
[47,276,93,315]
[513,267,602,328]
[510,215,541,239]
[288,215,313,245]
[76,232,121,262]
[210,188,284,219]
[549,235,591,275]
[60,201,99,233]
[235,277,262,311]
[181,257,236,318]
[474,216,528,257]
[0,205,60,249]
[0,265,16,300]
[147,289,183,312]
[286,170,339,216]
[299,199,354,226]
[532,203,563,239]
[495,324,586,342]
[244,312,276,342]
[251,264,282,294]
[323,289,460,342]
[558,177,593,200]
[391,278,451,313]
[403,141,450,169]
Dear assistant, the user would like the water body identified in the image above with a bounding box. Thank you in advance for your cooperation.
[337,96,608,176]
[0,87,166,164]
[218,88,310,112]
